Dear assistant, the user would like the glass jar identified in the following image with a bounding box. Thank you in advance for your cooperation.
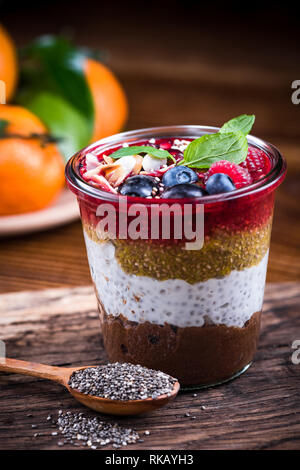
[66,125,286,388]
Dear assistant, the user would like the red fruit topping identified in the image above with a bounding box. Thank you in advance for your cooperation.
[196,170,206,181]
[169,149,184,163]
[159,139,172,150]
[89,174,118,193]
[242,147,272,181]
[206,160,252,189]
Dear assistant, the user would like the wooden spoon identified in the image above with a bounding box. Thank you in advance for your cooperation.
[0,358,180,416]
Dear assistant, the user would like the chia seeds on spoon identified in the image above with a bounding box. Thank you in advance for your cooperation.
[55,411,140,449]
[68,362,177,401]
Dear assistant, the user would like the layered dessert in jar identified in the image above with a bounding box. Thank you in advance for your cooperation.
[66,115,286,387]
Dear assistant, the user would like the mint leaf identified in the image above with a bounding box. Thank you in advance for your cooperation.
[182,131,248,168]
[25,92,91,161]
[110,145,175,162]
[0,120,9,136]
[220,114,255,136]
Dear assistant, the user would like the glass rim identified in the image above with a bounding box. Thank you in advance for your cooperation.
[65,124,287,204]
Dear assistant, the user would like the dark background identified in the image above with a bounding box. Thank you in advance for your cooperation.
[1,0,299,144]
[0,0,299,290]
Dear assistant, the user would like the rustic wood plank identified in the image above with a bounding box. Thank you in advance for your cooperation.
[0,283,299,450]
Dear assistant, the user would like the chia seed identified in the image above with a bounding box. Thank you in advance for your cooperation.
[68,362,177,401]
[54,411,140,449]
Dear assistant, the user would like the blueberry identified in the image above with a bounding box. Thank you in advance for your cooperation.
[161,183,206,199]
[162,166,198,188]
[119,175,159,197]
[206,173,236,194]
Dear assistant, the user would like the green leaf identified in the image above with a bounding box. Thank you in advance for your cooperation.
[17,35,95,147]
[182,131,248,168]
[109,145,175,162]
[0,120,9,136]
[220,114,255,136]
[25,92,91,161]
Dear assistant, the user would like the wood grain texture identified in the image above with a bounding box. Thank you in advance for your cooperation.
[0,283,299,450]
[0,3,300,292]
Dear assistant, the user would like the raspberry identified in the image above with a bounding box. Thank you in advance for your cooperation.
[242,146,272,182]
[205,160,252,189]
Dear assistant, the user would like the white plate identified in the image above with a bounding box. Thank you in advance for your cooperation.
[0,189,80,237]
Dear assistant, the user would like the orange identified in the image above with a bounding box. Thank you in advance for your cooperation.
[85,58,128,142]
[0,24,18,102]
[0,105,46,136]
[0,105,65,215]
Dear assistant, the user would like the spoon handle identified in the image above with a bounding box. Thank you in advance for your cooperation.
[0,357,70,385]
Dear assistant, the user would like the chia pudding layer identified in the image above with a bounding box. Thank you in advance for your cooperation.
[66,123,286,388]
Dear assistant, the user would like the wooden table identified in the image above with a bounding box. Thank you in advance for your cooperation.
[0,283,299,450]
[0,1,300,451]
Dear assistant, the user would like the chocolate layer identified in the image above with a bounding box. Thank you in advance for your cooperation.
[98,299,261,387]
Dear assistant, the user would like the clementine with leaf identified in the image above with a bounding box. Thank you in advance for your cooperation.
[0,105,65,215]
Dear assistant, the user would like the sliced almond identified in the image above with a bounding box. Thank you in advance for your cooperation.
[89,174,118,193]
[84,154,143,191]
[102,155,141,187]
[132,155,143,175]
[82,164,104,180]
[103,154,114,164]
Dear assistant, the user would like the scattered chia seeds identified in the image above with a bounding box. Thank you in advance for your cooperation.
[68,362,177,401]
[55,411,140,449]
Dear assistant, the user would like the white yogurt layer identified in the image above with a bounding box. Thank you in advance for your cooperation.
[84,233,269,328]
